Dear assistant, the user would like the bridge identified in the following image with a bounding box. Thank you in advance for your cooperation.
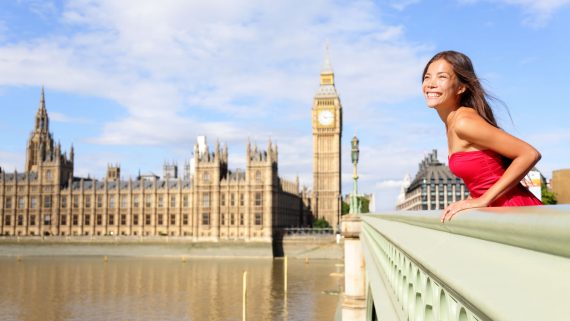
[338,205,570,321]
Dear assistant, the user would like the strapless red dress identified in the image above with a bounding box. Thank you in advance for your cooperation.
[449,150,542,207]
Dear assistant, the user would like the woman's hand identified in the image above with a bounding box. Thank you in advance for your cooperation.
[440,197,488,223]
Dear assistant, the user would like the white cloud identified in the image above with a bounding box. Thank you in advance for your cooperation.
[0,151,23,172]
[375,179,405,189]
[505,0,570,26]
[389,0,421,11]
[18,0,58,20]
[49,111,89,123]
[0,0,436,210]
[460,0,570,26]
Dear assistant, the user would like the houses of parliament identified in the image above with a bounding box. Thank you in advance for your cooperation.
[0,56,343,240]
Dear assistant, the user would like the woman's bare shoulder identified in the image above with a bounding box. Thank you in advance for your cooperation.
[453,107,493,137]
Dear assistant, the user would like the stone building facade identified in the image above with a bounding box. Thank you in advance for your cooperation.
[551,169,570,204]
[0,90,309,241]
[396,150,469,211]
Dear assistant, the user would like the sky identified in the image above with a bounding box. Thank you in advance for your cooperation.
[0,0,569,211]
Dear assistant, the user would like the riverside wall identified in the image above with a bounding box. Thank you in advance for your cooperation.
[0,236,343,259]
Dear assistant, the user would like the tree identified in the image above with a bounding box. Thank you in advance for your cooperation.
[341,196,370,215]
[541,185,557,204]
[313,217,331,228]
[341,201,350,215]
[359,196,370,213]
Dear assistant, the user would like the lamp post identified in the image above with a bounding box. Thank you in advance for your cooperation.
[349,135,361,214]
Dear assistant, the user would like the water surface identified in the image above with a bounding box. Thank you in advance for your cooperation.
[0,256,341,321]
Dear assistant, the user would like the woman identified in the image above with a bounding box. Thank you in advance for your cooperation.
[421,51,542,223]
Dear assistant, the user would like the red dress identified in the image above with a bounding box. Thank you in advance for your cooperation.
[449,150,542,206]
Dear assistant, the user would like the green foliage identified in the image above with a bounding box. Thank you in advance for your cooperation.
[359,197,370,213]
[541,185,557,205]
[341,201,350,215]
[342,196,371,214]
[313,217,331,228]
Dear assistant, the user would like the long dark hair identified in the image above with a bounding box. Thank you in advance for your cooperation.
[422,50,502,128]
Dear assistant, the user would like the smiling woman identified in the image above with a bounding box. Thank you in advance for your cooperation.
[422,51,542,223]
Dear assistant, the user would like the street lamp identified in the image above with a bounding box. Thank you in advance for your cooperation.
[349,135,361,214]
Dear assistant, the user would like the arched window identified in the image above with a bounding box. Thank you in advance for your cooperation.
[203,172,210,183]
[255,170,261,182]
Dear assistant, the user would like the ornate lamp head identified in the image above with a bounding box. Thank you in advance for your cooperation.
[351,136,359,164]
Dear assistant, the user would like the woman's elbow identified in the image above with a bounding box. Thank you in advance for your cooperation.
[529,148,541,164]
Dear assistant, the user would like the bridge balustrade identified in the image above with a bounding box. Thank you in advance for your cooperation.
[340,205,570,321]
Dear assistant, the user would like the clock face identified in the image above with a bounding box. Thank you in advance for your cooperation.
[318,110,334,126]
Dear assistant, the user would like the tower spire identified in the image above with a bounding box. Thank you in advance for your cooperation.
[319,45,335,86]
[40,86,46,112]
[35,86,49,133]
[322,43,333,74]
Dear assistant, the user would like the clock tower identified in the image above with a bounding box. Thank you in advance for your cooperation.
[312,50,342,229]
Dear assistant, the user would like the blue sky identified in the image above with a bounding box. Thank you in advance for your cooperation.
[1,0,569,211]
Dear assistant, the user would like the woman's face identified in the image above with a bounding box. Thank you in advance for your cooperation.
[422,59,464,110]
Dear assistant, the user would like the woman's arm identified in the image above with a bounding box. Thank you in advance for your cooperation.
[441,112,541,222]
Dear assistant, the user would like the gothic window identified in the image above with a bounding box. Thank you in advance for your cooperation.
[31,196,37,209]
[183,195,189,208]
[158,196,164,208]
[121,215,127,225]
[30,215,36,226]
[46,170,52,181]
[96,215,102,226]
[133,195,139,208]
[73,215,78,226]
[5,197,12,209]
[145,195,152,208]
[255,192,262,207]
[133,215,139,226]
[44,214,51,226]
[202,193,210,208]
[109,215,114,225]
[18,197,25,209]
[73,195,79,208]
[4,215,11,225]
[84,215,91,225]
[240,194,244,206]
[85,196,91,208]
[170,214,176,225]
[158,215,163,225]
[61,215,67,225]
[203,172,210,183]
[230,193,235,206]
[109,195,115,209]
[221,194,226,206]
[183,214,189,225]
[255,171,262,182]
[121,196,127,208]
[145,215,151,225]
[17,215,23,226]
[44,196,52,208]
[221,213,226,225]
[255,212,262,225]
[240,213,244,226]
[170,196,176,208]
[97,195,103,208]
[201,212,210,225]
[230,213,235,225]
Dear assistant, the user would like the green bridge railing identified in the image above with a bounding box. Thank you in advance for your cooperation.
[339,205,570,321]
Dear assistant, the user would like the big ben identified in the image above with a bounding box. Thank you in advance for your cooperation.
[312,51,342,229]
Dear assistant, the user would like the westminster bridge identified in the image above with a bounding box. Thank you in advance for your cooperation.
[338,205,570,321]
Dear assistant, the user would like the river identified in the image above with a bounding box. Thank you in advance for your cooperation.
[0,256,342,321]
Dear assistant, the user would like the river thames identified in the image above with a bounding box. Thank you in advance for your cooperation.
[0,256,341,321]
